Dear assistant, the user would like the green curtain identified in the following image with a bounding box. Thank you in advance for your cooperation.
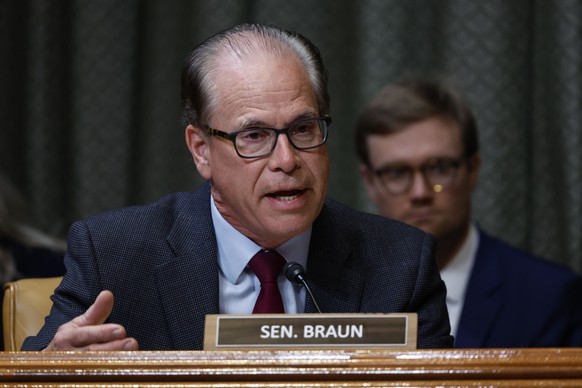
[1,0,581,273]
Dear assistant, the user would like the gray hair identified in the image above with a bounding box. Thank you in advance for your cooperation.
[181,23,330,126]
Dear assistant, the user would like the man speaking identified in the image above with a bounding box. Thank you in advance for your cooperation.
[23,23,452,351]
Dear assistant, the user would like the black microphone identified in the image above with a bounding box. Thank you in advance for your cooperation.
[284,262,322,313]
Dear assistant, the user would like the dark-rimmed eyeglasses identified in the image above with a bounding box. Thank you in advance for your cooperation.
[372,157,466,194]
[201,116,331,159]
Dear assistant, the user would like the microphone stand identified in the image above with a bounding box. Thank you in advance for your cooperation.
[284,262,322,313]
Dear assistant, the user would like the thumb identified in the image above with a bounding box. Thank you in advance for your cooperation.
[73,290,115,327]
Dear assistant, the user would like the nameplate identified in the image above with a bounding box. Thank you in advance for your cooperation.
[204,313,417,350]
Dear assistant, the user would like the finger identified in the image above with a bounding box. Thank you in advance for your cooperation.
[83,337,139,352]
[70,323,127,347]
[46,323,127,351]
[70,290,115,327]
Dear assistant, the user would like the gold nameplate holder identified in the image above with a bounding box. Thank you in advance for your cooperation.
[204,313,417,350]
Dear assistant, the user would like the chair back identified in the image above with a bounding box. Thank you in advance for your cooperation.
[2,277,62,351]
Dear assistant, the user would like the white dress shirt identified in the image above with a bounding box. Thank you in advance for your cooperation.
[439,223,479,338]
[210,196,309,314]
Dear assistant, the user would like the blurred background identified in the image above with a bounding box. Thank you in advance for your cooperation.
[1,0,581,272]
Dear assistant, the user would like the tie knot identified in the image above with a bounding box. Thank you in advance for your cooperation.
[248,249,286,284]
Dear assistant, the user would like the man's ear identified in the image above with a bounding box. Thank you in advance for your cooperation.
[467,152,481,192]
[185,124,211,180]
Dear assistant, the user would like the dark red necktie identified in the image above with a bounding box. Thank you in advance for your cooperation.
[248,249,286,313]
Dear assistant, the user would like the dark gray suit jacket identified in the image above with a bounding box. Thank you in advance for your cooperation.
[22,183,452,350]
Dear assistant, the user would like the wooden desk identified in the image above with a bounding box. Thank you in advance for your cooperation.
[1,348,581,386]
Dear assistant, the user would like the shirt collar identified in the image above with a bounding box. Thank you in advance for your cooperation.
[440,223,479,304]
[210,195,311,285]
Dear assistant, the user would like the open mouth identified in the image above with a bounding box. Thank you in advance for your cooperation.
[267,189,304,201]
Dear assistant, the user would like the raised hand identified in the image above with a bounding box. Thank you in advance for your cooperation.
[43,291,138,351]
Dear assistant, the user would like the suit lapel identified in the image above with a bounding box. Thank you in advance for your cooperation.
[304,202,365,313]
[455,230,503,347]
[156,184,220,350]
[153,191,368,346]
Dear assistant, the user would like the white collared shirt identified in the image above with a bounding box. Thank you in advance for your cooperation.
[439,223,479,338]
[211,196,309,314]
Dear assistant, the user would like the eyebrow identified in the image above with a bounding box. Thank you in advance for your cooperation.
[376,156,462,169]
[239,112,319,129]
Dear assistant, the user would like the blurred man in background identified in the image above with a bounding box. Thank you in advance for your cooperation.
[355,78,582,347]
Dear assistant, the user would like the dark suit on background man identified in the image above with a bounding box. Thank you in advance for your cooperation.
[456,229,582,348]
[23,183,452,350]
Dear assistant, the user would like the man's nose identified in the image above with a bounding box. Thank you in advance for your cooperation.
[409,170,433,197]
[268,134,300,171]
